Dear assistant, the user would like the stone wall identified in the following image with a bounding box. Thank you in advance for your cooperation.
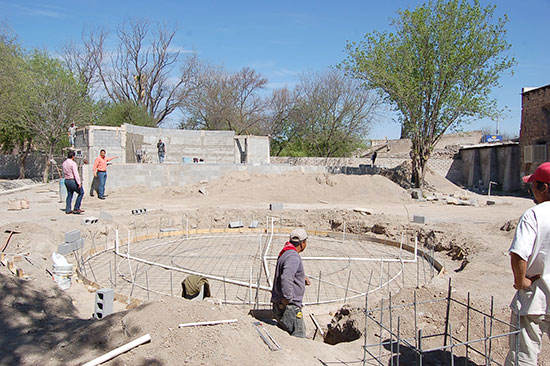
[270,156,464,185]
[0,153,63,180]
[519,85,550,177]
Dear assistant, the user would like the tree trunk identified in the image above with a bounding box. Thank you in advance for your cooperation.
[410,139,429,189]
[18,154,27,179]
[18,139,32,179]
[42,149,53,183]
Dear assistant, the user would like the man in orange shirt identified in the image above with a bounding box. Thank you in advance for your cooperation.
[92,149,118,200]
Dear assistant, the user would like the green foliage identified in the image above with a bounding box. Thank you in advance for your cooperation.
[0,31,33,153]
[20,50,93,181]
[94,100,157,127]
[342,0,515,186]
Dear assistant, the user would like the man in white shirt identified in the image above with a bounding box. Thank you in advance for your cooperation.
[67,122,77,147]
[506,162,550,365]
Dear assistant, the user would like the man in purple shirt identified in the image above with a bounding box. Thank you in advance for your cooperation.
[62,150,85,214]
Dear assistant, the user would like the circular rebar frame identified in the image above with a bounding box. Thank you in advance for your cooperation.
[79,220,443,306]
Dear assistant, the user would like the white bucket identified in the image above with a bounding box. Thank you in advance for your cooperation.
[53,264,73,290]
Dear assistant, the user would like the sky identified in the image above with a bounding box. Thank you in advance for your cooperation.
[2,0,549,139]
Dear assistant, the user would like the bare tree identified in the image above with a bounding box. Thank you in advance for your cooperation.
[84,19,193,125]
[180,65,268,134]
[61,28,106,98]
[262,87,298,155]
[289,70,380,157]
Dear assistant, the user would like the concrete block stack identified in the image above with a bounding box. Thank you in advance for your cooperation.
[94,288,114,320]
[58,230,84,255]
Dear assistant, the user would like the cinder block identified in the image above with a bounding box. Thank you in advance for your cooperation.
[270,202,284,211]
[82,217,99,225]
[412,215,425,224]
[249,220,259,228]
[229,221,244,228]
[57,243,72,255]
[94,288,114,320]
[131,208,147,215]
[65,230,81,243]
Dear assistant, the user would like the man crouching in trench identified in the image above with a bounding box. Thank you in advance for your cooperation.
[271,228,311,337]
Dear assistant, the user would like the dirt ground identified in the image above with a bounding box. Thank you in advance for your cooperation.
[0,169,548,365]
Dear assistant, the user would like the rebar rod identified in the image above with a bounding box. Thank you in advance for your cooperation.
[488,296,494,365]
[362,270,373,366]
[443,279,452,347]
[378,298,384,362]
[88,261,97,283]
[146,270,149,301]
[484,317,488,366]
[344,269,351,302]
[466,292,470,365]
[389,293,393,366]
[317,271,322,304]
[129,263,139,298]
[450,323,455,366]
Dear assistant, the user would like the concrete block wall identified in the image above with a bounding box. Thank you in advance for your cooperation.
[519,85,550,177]
[234,136,270,165]
[81,163,327,192]
[125,124,235,164]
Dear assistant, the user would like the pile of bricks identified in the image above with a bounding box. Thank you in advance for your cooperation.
[58,230,85,255]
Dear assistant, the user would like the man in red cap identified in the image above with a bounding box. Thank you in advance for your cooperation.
[271,228,311,337]
[505,162,550,365]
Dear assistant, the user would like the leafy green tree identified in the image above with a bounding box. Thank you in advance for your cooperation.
[342,0,514,187]
[18,50,92,182]
[0,27,35,178]
[94,100,156,127]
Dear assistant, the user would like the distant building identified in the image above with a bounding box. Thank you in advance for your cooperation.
[519,84,550,178]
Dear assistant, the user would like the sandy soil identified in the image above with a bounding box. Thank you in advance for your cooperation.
[0,170,548,365]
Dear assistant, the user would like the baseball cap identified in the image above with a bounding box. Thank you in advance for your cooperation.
[290,228,307,242]
[523,162,550,184]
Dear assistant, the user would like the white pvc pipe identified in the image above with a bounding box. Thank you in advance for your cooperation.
[115,230,119,254]
[262,218,274,288]
[82,334,151,366]
[178,319,237,328]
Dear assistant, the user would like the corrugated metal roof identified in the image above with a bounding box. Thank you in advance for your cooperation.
[460,141,518,150]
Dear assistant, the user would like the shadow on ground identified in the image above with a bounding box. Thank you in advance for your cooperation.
[0,274,162,366]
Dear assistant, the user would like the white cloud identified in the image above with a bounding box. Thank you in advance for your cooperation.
[8,2,66,18]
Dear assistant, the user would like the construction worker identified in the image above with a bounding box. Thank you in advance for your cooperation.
[271,228,311,338]
[92,149,118,200]
[505,162,550,365]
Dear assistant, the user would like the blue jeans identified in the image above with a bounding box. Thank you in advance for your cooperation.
[158,153,165,163]
[97,171,107,198]
[64,179,84,213]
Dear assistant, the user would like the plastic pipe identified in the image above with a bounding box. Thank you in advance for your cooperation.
[82,334,151,366]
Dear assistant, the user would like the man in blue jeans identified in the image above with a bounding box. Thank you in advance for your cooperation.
[92,149,118,200]
[271,228,311,337]
[62,150,84,214]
